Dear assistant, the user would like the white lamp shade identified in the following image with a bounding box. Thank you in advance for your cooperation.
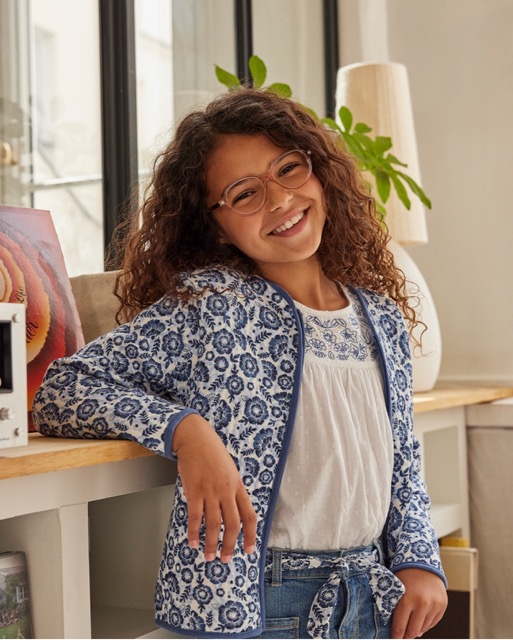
[336,62,428,245]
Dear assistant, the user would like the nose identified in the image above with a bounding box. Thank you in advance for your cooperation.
[264,176,293,211]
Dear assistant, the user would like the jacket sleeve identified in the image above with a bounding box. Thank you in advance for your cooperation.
[384,313,447,586]
[32,297,200,459]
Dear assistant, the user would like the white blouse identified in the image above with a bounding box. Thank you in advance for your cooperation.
[268,289,394,551]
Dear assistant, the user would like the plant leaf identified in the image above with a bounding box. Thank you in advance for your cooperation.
[376,171,391,204]
[341,132,366,164]
[396,171,432,209]
[212,55,432,216]
[338,106,353,132]
[354,132,376,154]
[390,174,412,210]
[266,83,292,98]
[249,55,266,89]
[386,153,408,167]
[375,136,393,155]
[354,122,372,134]
[303,105,320,119]
[322,117,342,134]
[214,65,241,89]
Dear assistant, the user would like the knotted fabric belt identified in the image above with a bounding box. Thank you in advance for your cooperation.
[265,544,405,639]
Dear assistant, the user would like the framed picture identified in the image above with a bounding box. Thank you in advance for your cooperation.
[0,205,84,430]
[0,551,32,638]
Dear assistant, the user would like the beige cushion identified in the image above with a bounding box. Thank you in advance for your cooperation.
[70,271,120,343]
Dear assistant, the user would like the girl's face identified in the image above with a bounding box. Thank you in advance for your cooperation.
[206,134,327,281]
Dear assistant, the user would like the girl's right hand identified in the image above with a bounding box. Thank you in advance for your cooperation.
[172,413,258,563]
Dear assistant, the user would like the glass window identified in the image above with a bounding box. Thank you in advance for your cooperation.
[135,0,235,181]
[253,0,325,117]
[30,0,103,276]
[0,0,103,277]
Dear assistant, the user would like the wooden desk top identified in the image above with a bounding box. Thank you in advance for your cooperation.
[412,382,513,413]
[1,383,513,481]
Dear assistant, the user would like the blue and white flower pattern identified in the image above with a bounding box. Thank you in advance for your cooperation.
[32,268,445,637]
[299,292,379,363]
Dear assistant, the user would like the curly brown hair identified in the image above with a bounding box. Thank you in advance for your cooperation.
[114,87,421,339]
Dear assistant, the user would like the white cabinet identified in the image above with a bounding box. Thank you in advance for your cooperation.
[0,440,178,639]
[411,383,513,540]
[414,406,470,539]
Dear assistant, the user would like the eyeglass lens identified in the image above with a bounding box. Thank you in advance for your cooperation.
[226,151,311,214]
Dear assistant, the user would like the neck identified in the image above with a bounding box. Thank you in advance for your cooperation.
[257,261,349,311]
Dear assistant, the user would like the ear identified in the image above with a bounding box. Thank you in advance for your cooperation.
[214,222,231,245]
[218,233,231,245]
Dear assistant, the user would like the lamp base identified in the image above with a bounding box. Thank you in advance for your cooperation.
[389,240,442,392]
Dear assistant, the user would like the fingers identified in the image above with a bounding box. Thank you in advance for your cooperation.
[392,603,447,639]
[204,501,224,561]
[216,497,241,563]
[392,569,448,638]
[211,490,258,562]
[391,603,427,639]
[237,488,258,556]
[186,496,204,550]
[173,415,258,563]
[186,489,257,563]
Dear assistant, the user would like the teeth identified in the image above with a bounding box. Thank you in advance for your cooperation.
[272,211,305,235]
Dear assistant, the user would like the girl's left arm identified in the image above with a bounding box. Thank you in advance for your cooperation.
[387,424,448,637]
[381,302,448,637]
[387,431,446,580]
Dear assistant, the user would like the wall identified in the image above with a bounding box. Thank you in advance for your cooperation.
[340,0,513,384]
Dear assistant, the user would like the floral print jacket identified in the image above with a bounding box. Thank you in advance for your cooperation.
[32,268,446,638]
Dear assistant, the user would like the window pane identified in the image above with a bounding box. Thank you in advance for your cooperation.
[253,0,325,116]
[30,0,103,276]
[0,0,103,277]
[30,0,103,275]
[135,0,235,179]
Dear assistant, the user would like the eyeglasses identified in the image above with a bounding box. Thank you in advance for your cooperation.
[209,149,312,216]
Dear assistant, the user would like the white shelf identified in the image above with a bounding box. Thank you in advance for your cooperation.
[91,606,184,639]
[0,452,177,639]
[92,606,161,639]
[414,405,470,539]
[430,503,463,539]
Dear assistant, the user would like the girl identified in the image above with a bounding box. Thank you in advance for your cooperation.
[33,88,447,639]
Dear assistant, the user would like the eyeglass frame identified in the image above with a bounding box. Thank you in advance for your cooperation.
[208,149,312,216]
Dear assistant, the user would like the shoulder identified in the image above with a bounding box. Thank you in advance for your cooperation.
[350,286,407,330]
[175,267,298,313]
[135,267,288,324]
[350,286,403,318]
[349,286,410,359]
[177,267,270,298]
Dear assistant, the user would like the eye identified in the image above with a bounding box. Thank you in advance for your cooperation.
[278,161,301,178]
[227,177,261,207]
[231,188,257,204]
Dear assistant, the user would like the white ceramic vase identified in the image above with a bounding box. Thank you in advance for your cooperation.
[389,240,442,392]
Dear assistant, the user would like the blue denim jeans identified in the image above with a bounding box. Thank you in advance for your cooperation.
[256,546,393,639]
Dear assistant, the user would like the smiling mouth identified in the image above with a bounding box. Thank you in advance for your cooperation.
[270,211,306,235]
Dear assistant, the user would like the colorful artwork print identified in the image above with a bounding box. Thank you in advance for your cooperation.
[0,205,84,429]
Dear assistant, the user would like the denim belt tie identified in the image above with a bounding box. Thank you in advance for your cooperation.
[266,545,405,639]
